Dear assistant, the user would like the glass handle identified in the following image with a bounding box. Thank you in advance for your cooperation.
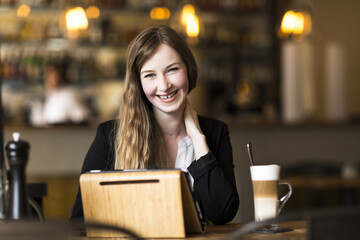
[278,180,292,214]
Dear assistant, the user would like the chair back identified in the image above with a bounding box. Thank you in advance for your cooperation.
[308,207,360,240]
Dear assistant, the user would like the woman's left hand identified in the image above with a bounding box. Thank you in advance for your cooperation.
[184,100,209,158]
[184,100,202,138]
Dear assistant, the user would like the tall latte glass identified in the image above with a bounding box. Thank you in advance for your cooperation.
[250,164,292,233]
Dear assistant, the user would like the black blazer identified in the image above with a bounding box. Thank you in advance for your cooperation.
[70,116,239,224]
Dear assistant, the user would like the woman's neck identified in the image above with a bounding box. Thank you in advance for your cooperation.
[154,110,186,138]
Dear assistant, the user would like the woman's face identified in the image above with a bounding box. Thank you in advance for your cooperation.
[140,43,189,116]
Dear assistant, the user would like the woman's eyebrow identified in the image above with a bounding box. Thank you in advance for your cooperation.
[140,69,154,75]
[166,62,181,69]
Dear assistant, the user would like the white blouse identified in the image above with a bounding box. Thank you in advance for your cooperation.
[174,136,196,186]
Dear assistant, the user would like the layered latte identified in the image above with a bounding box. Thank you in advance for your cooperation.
[250,165,280,222]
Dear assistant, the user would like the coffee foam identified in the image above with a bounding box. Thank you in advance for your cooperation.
[250,164,280,181]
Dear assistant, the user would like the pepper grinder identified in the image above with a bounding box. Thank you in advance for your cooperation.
[5,132,31,220]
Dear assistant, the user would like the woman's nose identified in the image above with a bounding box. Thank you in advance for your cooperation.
[157,75,171,91]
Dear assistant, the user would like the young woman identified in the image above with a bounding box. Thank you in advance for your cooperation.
[70,26,239,225]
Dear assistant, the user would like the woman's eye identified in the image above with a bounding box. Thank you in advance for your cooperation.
[168,67,179,72]
[144,73,155,78]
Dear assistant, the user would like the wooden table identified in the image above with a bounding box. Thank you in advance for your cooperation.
[179,221,306,240]
[0,220,306,240]
[75,221,306,240]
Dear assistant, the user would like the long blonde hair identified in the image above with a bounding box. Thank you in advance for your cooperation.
[114,26,197,169]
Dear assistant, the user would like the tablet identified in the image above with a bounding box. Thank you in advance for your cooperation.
[80,169,206,238]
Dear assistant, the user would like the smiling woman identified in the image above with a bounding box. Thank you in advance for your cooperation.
[140,44,189,117]
[115,26,198,170]
[70,26,239,225]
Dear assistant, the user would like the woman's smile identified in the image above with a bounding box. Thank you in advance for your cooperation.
[158,90,178,101]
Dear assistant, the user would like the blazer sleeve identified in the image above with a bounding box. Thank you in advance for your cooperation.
[187,119,239,225]
[69,121,114,220]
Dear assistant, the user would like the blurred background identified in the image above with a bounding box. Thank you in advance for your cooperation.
[1,0,360,222]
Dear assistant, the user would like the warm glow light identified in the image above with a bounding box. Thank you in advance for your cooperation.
[150,7,170,20]
[17,4,30,17]
[181,4,199,38]
[293,12,304,34]
[66,7,88,31]
[280,10,312,37]
[237,82,250,95]
[281,11,298,34]
[186,15,199,37]
[86,5,100,19]
[181,4,195,25]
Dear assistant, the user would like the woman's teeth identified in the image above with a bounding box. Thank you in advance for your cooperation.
[159,91,177,99]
